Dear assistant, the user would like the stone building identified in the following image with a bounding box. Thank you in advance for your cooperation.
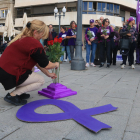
[0,0,15,26]
[14,0,137,45]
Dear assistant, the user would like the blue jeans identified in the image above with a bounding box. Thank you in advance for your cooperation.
[60,46,71,61]
[86,42,97,63]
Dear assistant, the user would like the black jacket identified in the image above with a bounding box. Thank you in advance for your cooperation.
[44,30,57,46]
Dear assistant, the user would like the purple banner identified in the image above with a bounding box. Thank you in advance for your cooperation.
[136,0,140,32]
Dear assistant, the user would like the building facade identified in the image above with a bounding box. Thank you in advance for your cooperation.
[14,0,137,44]
[0,0,15,26]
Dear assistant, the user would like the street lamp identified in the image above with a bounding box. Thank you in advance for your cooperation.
[54,6,66,33]
[71,0,85,70]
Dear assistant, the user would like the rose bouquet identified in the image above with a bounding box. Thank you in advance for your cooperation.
[46,37,64,83]
[87,28,93,39]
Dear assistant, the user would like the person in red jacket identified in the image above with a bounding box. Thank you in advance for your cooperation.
[0,19,59,106]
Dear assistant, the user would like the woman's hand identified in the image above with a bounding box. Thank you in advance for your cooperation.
[104,35,109,39]
[90,38,95,42]
[127,33,131,36]
[55,62,59,69]
[47,73,57,79]
[63,37,66,40]
[88,41,91,45]
[72,35,76,38]
[101,34,105,37]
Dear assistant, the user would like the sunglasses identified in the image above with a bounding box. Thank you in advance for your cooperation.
[105,21,109,23]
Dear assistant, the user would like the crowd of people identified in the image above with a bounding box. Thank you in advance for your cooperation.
[43,16,138,69]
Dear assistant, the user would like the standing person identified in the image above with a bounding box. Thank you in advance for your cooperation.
[44,24,57,49]
[94,20,102,65]
[97,18,114,68]
[58,26,71,63]
[85,19,98,68]
[100,16,104,24]
[66,21,77,61]
[110,24,120,65]
[0,20,59,106]
[120,17,137,69]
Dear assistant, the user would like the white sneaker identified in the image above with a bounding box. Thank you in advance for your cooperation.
[91,63,96,67]
[121,64,125,69]
[64,59,67,62]
[85,63,89,68]
[132,65,135,69]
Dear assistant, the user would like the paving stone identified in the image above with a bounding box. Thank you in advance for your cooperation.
[123,132,140,140]
[3,120,77,140]
[95,97,133,117]
[0,98,15,113]
[105,82,137,100]
[64,114,128,140]
[126,107,140,134]
[0,123,20,140]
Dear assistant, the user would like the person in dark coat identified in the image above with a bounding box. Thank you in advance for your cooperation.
[44,24,57,49]
[110,24,120,65]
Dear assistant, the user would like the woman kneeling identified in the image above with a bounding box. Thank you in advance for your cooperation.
[0,20,59,106]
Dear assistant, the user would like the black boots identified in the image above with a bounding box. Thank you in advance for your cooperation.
[4,93,30,106]
[99,63,104,68]
[107,64,110,68]
[20,93,30,100]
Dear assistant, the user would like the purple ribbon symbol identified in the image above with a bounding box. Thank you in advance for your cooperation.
[16,99,118,133]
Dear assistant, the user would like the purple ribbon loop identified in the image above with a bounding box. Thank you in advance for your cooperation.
[16,99,118,133]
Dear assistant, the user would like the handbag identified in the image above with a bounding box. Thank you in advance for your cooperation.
[64,39,68,46]
[120,38,130,50]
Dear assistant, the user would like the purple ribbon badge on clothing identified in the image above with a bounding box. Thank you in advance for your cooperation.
[16,99,118,133]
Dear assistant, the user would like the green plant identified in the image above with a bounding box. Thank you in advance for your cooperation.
[102,28,108,47]
[87,28,93,39]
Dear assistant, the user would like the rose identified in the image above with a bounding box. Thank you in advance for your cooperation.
[88,28,90,31]
[75,25,77,28]
[54,38,58,43]
[50,40,54,46]
[57,38,63,43]
[47,41,51,46]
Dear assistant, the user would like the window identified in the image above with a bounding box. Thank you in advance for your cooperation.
[97,2,101,11]
[102,3,106,12]
[117,5,119,14]
[114,4,117,13]
[83,2,97,13]
[82,2,119,15]
[89,2,93,11]
[110,4,113,13]
[1,9,8,18]
[83,2,87,11]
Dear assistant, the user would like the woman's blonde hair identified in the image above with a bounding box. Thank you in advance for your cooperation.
[9,19,49,45]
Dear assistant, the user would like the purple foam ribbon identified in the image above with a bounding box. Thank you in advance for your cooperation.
[16,99,118,133]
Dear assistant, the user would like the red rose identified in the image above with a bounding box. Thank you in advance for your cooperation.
[50,40,54,46]
[47,41,51,46]
[54,38,58,43]
[58,37,63,43]
[75,25,77,28]
[126,19,129,22]
[88,28,90,30]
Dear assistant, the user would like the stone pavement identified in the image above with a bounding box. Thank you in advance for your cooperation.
[1,51,140,140]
